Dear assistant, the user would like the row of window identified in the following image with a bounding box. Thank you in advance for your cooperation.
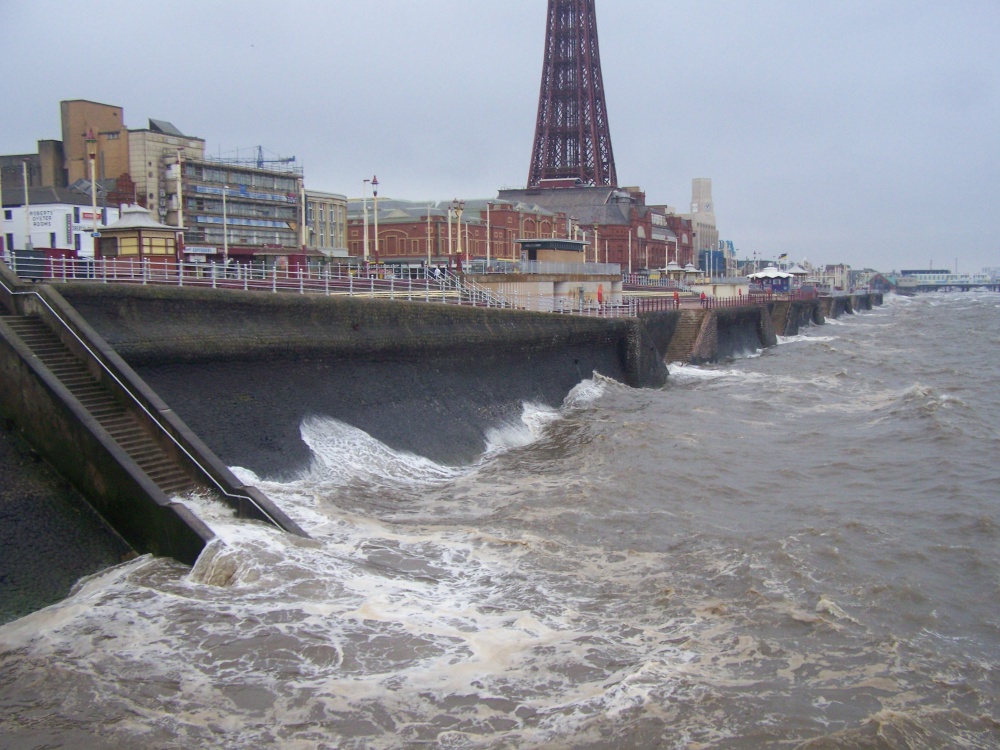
[184,164,299,193]
[99,235,176,256]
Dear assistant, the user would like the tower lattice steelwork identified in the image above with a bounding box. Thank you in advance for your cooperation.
[527,0,617,188]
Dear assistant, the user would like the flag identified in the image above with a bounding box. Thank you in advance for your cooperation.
[778,253,788,260]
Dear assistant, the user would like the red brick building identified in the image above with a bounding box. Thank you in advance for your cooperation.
[346,190,694,273]
[497,184,695,274]
[347,199,570,267]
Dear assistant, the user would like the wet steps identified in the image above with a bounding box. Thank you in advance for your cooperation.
[1,314,198,496]
[664,309,706,364]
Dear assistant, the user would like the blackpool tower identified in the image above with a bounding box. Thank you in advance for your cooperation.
[527,0,618,188]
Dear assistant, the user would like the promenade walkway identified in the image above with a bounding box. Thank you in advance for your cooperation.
[3,254,805,317]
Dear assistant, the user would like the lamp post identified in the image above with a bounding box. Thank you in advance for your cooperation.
[86,130,98,246]
[593,224,599,265]
[362,178,370,264]
[426,203,432,271]
[222,184,229,262]
[22,159,31,251]
[453,199,464,270]
[0,168,4,261]
[628,229,632,276]
[486,201,492,267]
[371,175,379,264]
[446,205,453,268]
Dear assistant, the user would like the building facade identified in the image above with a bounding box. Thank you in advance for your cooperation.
[128,120,206,223]
[1,187,119,257]
[685,178,721,273]
[171,157,304,261]
[60,100,130,186]
[305,190,349,257]
[345,198,570,267]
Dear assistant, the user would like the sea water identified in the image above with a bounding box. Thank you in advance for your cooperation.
[1,292,997,748]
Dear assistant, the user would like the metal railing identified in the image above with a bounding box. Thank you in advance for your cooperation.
[4,253,787,318]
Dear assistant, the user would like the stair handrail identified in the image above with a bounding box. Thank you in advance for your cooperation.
[0,265,302,536]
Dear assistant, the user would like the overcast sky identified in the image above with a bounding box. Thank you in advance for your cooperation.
[3,0,997,273]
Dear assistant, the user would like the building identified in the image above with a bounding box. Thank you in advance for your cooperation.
[1,186,120,258]
[168,155,304,263]
[498,184,695,274]
[807,263,852,291]
[128,120,206,222]
[95,204,180,261]
[60,100,130,186]
[345,197,570,269]
[305,190,349,257]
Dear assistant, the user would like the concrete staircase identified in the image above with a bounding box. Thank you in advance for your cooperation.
[2,314,197,497]
[769,301,790,337]
[664,309,706,364]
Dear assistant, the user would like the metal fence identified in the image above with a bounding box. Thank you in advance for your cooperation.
[3,253,781,319]
[3,254,642,317]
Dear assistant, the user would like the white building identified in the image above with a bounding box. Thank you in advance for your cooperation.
[2,186,121,259]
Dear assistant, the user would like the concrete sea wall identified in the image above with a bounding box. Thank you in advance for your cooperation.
[58,285,668,476]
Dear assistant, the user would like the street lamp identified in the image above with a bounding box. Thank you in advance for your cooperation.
[86,129,99,245]
[0,163,4,260]
[453,199,464,270]
[362,178,370,263]
[22,159,31,251]
[371,175,379,263]
[426,203,433,270]
[486,201,492,267]
[222,183,229,262]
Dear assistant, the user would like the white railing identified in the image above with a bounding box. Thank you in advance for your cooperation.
[484,259,620,276]
[5,254,645,317]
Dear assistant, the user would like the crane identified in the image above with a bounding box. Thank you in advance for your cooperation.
[255,146,295,169]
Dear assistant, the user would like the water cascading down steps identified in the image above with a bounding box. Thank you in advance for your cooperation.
[1,314,198,496]
[664,309,707,364]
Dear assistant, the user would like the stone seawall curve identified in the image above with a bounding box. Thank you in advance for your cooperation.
[59,285,669,476]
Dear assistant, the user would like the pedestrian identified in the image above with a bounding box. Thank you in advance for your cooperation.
[700,291,707,307]
[673,290,679,308]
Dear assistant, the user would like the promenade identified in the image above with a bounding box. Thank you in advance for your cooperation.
[3,254,809,317]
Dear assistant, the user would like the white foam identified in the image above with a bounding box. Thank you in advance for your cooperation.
[484,401,561,454]
[777,333,838,345]
[299,415,468,487]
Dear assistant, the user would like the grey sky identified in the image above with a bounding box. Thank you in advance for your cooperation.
[3,0,997,273]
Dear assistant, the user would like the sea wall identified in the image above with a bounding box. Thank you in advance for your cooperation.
[58,285,667,475]
[48,285,879,477]
[717,307,778,358]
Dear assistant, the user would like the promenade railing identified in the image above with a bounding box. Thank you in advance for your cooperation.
[4,253,773,319]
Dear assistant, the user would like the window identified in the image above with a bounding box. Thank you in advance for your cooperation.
[50,232,56,247]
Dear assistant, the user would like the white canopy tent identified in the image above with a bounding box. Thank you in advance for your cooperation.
[747,266,793,280]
